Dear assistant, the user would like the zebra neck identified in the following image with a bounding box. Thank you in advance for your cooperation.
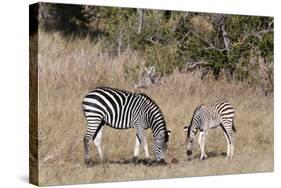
[136,93,167,139]
[150,122,167,140]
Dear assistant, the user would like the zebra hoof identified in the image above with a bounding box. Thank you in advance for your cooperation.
[132,157,139,163]
[158,159,167,165]
[186,150,193,156]
[143,159,153,166]
[200,155,208,160]
[85,160,93,167]
[226,155,234,159]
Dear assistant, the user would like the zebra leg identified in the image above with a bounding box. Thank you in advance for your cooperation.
[222,131,231,158]
[133,135,141,161]
[230,136,235,159]
[198,131,208,160]
[83,135,91,166]
[94,127,104,162]
[143,135,150,160]
[135,129,150,161]
[220,123,234,159]
[83,117,104,165]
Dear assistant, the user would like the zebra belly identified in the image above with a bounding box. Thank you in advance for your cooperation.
[105,122,133,129]
[209,118,221,129]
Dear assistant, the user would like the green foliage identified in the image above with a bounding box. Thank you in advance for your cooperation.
[259,32,273,62]
[102,8,137,55]
[39,3,89,35]
[37,3,274,94]
[144,43,180,75]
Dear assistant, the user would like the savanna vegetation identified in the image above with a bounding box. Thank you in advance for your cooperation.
[29,3,274,186]
[33,2,274,94]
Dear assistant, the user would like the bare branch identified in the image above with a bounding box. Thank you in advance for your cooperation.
[179,31,190,42]
[137,9,144,35]
[145,36,158,45]
[145,34,166,45]
[185,61,209,70]
[204,46,228,52]
[243,28,273,41]
[190,30,228,52]
[256,28,273,36]
[219,17,230,51]
[117,27,124,56]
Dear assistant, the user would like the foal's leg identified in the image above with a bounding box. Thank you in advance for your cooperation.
[198,130,208,160]
[220,122,235,159]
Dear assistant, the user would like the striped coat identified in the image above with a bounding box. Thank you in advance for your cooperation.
[82,87,170,165]
[184,99,235,160]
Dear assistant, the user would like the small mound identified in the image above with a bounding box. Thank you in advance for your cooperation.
[171,158,179,164]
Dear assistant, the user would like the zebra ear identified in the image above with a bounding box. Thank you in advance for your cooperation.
[165,129,171,142]
[167,129,171,136]
[184,126,188,132]
[158,131,165,139]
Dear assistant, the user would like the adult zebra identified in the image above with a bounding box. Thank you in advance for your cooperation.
[82,87,171,165]
[184,99,235,160]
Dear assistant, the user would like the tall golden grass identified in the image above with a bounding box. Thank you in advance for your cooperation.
[36,32,273,186]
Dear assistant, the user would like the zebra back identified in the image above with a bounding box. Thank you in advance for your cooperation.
[187,99,235,134]
[200,99,235,121]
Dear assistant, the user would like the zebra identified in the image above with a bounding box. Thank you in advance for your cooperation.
[82,87,171,165]
[184,99,236,160]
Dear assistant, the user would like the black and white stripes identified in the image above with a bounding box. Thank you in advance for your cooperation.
[82,87,170,165]
[184,100,235,160]
[82,86,236,164]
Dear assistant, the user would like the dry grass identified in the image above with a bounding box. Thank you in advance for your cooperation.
[36,32,273,186]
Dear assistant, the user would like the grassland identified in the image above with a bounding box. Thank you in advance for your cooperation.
[35,32,273,186]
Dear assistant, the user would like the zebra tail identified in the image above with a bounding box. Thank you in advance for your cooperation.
[82,104,87,118]
[232,119,236,133]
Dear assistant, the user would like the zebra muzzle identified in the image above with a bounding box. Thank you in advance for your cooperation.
[186,150,193,156]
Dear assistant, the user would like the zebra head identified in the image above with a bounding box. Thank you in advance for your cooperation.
[152,129,171,162]
[184,125,197,160]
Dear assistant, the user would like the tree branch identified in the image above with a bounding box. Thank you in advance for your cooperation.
[185,61,209,70]
[137,9,144,35]
[204,46,228,52]
[243,28,273,41]
[219,16,230,51]
[190,30,228,52]
[145,34,166,45]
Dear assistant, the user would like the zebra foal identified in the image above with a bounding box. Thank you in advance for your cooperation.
[82,87,171,165]
[184,100,236,160]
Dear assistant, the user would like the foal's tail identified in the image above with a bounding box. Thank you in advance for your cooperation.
[232,119,236,133]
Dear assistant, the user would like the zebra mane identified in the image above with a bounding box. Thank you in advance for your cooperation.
[136,92,155,102]
[95,86,131,95]
[137,93,163,113]
[205,98,229,106]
